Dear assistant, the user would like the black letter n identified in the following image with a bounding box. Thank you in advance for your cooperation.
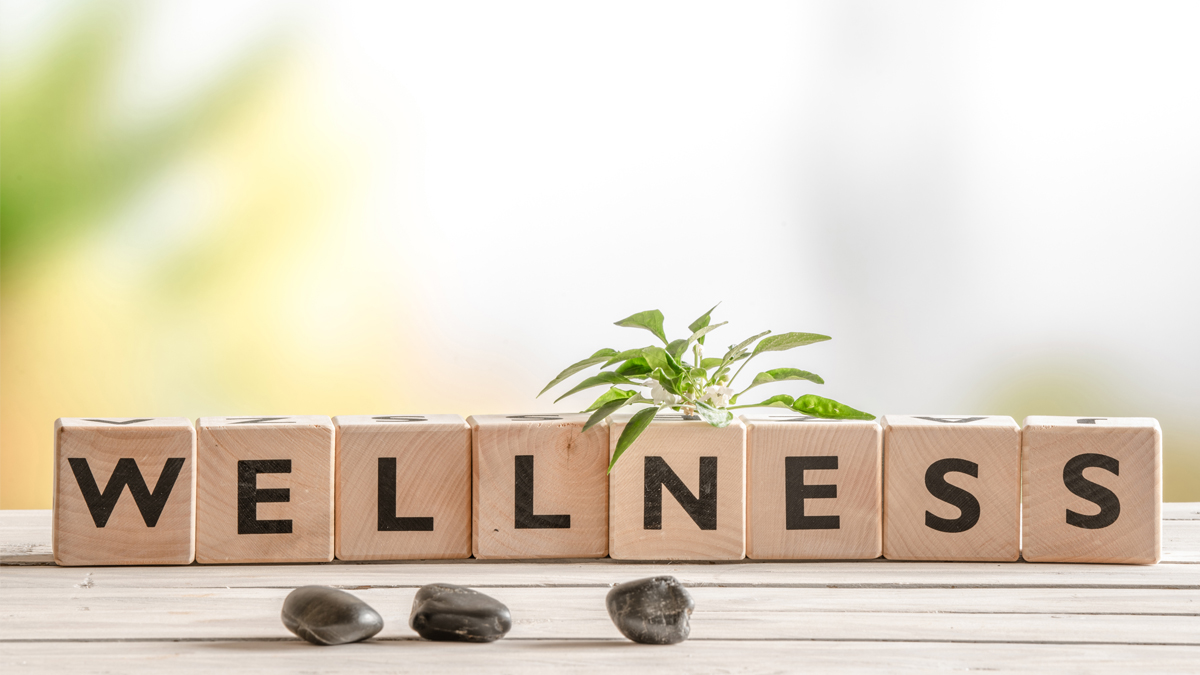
[644,456,717,530]
[68,457,186,528]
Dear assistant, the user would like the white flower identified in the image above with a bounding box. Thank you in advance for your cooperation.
[647,379,679,406]
[702,385,735,408]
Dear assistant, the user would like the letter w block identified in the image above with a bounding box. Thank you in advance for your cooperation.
[1022,416,1161,564]
[609,414,745,560]
[53,417,196,566]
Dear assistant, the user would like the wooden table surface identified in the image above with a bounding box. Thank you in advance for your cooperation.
[2,506,1198,673]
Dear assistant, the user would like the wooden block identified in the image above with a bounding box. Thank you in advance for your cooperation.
[333,415,471,561]
[743,414,882,560]
[195,416,333,564]
[1022,416,1161,564]
[609,414,745,560]
[469,414,609,559]
[52,418,196,566]
[882,415,1020,562]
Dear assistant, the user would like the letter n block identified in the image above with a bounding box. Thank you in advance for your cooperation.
[469,414,609,559]
[609,415,745,560]
[196,416,334,563]
[882,415,1020,561]
[334,415,471,560]
[1022,416,1161,564]
[53,418,196,566]
[743,414,881,560]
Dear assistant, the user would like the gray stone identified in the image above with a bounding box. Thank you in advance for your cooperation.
[409,583,512,642]
[281,585,384,645]
[606,576,694,644]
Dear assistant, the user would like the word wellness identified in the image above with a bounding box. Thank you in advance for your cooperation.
[52,413,1161,567]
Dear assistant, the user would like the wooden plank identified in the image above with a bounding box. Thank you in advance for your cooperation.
[3,640,1198,674]
[1,586,1198,642]
[1164,502,1200,520]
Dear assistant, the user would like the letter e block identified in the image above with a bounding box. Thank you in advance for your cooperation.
[196,416,334,563]
[882,415,1020,561]
[469,414,609,559]
[53,417,196,566]
[743,414,881,560]
[334,415,471,560]
[609,415,745,560]
[1022,416,1161,564]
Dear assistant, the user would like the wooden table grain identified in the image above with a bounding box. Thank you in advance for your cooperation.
[2,506,1198,673]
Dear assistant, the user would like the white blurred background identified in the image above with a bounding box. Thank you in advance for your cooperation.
[2,1,1198,507]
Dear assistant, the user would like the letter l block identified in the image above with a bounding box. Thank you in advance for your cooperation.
[53,417,196,566]
[196,416,334,563]
[469,414,609,559]
[882,415,1020,562]
[1022,416,1161,564]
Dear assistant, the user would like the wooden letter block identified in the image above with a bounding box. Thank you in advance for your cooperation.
[743,414,881,560]
[334,415,471,561]
[1022,416,1161,564]
[196,416,334,564]
[53,417,196,566]
[469,414,609,559]
[882,415,1020,562]
[609,414,745,560]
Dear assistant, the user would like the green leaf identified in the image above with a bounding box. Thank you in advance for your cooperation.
[615,357,652,378]
[554,372,635,403]
[650,368,680,395]
[752,332,831,356]
[584,387,636,412]
[686,320,727,347]
[700,358,725,369]
[582,396,636,432]
[729,394,795,410]
[666,339,689,361]
[688,303,720,345]
[694,401,734,427]
[603,347,649,368]
[538,348,619,397]
[609,406,660,473]
[738,368,825,399]
[725,330,771,361]
[615,309,668,345]
[640,346,678,376]
[791,394,875,420]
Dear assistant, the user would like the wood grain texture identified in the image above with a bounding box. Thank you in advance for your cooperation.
[883,415,1021,562]
[1022,416,1162,564]
[608,415,745,560]
[743,414,881,560]
[469,414,609,559]
[334,415,471,561]
[52,418,196,566]
[196,416,333,564]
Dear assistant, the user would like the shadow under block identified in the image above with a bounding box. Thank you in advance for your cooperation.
[882,415,1020,562]
[469,414,609,559]
[1021,416,1161,564]
[52,418,196,566]
[333,415,471,561]
[609,415,746,561]
[196,416,334,564]
[743,414,881,560]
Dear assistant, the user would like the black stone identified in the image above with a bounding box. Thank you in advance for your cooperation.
[281,585,384,645]
[606,576,694,644]
[409,583,512,643]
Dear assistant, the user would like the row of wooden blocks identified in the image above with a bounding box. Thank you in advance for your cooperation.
[51,413,1161,566]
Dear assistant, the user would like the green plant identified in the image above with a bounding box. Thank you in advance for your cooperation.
[539,305,875,472]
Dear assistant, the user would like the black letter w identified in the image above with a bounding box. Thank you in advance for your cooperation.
[68,458,186,528]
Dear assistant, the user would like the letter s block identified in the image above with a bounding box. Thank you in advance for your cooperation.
[469,414,609,559]
[196,416,334,564]
[334,415,471,561]
[53,418,196,566]
[1022,416,1161,564]
[882,415,1020,562]
[743,414,881,560]
[609,415,745,560]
